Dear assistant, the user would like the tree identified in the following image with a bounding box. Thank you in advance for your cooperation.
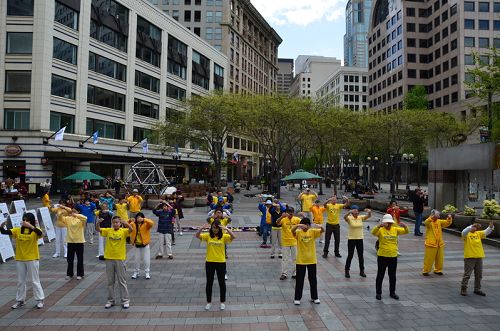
[403,85,428,110]
[154,93,239,190]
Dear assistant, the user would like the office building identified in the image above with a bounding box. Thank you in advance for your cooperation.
[289,56,342,99]
[277,58,293,95]
[344,0,373,67]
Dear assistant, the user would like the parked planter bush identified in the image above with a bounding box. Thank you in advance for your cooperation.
[475,218,500,237]
[452,214,475,231]
[349,199,368,210]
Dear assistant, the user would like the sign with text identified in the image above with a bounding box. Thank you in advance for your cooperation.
[0,212,14,262]
[9,213,22,228]
[37,207,55,242]
[10,200,27,215]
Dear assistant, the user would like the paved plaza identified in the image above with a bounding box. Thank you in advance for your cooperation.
[1,187,500,330]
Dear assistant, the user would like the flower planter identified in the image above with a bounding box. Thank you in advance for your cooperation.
[476,218,500,237]
[195,197,207,207]
[181,198,196,208]
[452,214,475,231]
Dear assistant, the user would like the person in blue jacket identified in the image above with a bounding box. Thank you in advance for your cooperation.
[210,197,232,212]
[99,191,115,212]
[153,201,176,259]
[258,200,281,248]
[75,199,96,244]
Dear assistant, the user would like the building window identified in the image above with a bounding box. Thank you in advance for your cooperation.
[166,83,186,101]
[135,71,160,93]
[406,7,415,17]
[494,38,500,48]
[6,32,32,54]
[50,112,74,133]
[407,69,416,78]
[479,38,489,48]
[479,2,490,12]
[136,16,162,67]
[86,118,124,140]
[464,19,475,29]
[206,11,213,22]
[214,63,224,90]
[4,109,29,130]
[214,28,222,40]
[87,85,125,111]
[7,0,33,16]
[134,99,159,119]
[495,20,500,30]
[479,20,489,30]
[215,11,222,23]
[464,2,475,12]
[194,10,201,22]
[5,71,31,93]
[53,37,78,65]
[495,2,500,12]
[172,10,179,20]
[54,1,78,30]
[51,74,76,100]
[192,50,210,89]
[206,27,213,40]
[167,35,187,80]
[464,37,475,47]
[133,127,158,144]
[90,0,129,52]
[89,52,126,81]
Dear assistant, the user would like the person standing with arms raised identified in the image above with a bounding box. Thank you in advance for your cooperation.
[343,206,372,278]
[60,207,87,280]
[129,212,154,280]
[127,189,143,218]
[323,196,349,258]
[276,207,300,280]
[422,210,452,276]
[298,187,317,220]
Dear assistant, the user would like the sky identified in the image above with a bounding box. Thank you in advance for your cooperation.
[251,0,347,63]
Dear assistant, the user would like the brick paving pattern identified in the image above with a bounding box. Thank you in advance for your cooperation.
[0,187,499,330]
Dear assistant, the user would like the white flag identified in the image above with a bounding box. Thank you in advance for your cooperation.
[141,138,149,153]
[54,126,66,141]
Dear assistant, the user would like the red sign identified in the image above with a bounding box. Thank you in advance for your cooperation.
[4,145,22,156]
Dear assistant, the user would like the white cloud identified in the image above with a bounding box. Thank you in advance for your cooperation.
[251,0,345,26]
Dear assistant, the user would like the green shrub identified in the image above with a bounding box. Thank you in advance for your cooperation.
[481,200,500,219]
[442,204,458,213]
[463,206,476,216]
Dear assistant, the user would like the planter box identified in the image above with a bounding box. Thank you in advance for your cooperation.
[349,199,368,210]
[476,218,500,237]
[181,198,196,208]
[452,214,475,231]
[195,197,207,207]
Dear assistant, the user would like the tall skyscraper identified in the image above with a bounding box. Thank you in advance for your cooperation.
[344,0,373,67]
[277,58,293,94]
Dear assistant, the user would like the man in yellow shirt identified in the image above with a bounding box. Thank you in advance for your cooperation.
[97,216,133,309]
[371,214,409,300]
[310,200,326,243]
[343,206,371,278]
[460,222,494,296]
[298,187,317,220]
[323,195,348,258]
[422,210,452,276]
[292,217,324,305]
[127,189,143,217]
[277,207,300,280]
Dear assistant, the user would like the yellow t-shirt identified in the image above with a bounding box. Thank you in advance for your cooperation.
[208,217,230,227]
[11,227,42,261]
[325,203,345,225]
[300,194,316,212]
[280,216,300,246]
[51,207,69,227]
[42,194,51,208]
[101,228,130,260]
[62,214,86,243]
[311,205,326,224]
[115,203,129,221]
[463,230,486,258]
[295,228,321,265]
[127,195,143,213]
[346,215,368,239]
[200,233,232,263]
[372,226,409,257]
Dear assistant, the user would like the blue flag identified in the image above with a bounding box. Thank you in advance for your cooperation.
[92,131,99,144]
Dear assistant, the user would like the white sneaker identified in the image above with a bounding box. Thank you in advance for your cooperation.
[220,303,225,310]
[36,301,44,309]
[294,300,300,305]
[76,276,82,280]
[319,240,324,244]
[122,302,130,309]
[64,254,67,258]
[225,274,228,280]
[96,255,100,258]
[179,231,183,236]
[65,276,72,280]
[131,272,138,279]
[312,299,320,304]
[145,273,151,279]
[105,302,114,309]
[11,301,25,309]
[205,303,212,311]
[52,253,59,258]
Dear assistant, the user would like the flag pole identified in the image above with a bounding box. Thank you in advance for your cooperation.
[42,127,65,144]
[128,140,141,152]
[79,134,94,148]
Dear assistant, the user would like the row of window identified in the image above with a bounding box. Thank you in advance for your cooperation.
[226,136,259,153]
[464,2,500,13]
[464,19,500,31]
[151,0,221,5]
[406,2,457,19]
[464,36,500,48]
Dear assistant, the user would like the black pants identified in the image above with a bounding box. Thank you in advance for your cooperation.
[324,223,340,255]
[345,239,364,271]
[294,264,318,301]
[376,256,397,295]
[205,262,226,303]
[67,243,84,277]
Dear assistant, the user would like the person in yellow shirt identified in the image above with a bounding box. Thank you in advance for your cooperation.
[195,220,235,311]
[126,189,143,217]
[97,216,133,309]
[51,200,68,258]
[310,200,326,243]
[323,195,349,258]
[292,217,324,305]
[344,206,372,278]
[371,214,409,300]
[60,206,87,280]
[422,210,453,276]
[277,207,300,280]
[298,187,317,220]
[460,222,494,296]
[41,191,51,208]
[115,198,129,223]
[129,212,154,280]
[0,213,45,309]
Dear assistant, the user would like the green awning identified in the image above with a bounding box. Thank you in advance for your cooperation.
[63,171,105,181]
[282,169,322,181]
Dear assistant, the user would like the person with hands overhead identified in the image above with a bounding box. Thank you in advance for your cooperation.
[59,206,87,280]
[0,213,45,309]
[276,207,301,280]
[371,214,409,300]
[196,220,235,311]
[96,216,133,309]
[422,210,453,276]
[323,195,349,258]
[343,206,372,278]
[460,221,494,296]
[50,200,69,258]
[153,200,176,259]
[129,212,154,280]
[298,187,318,220]
[292,217,324,306]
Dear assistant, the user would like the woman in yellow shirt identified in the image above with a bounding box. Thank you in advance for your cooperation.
[343,206,372,278]
[115,198,129,222]
[195,220,235,311]
[41,191,51,208]
[292,217,324,305]
[310,200,326,243]
[60,206,87,280]
[0,213,45,309]
[371,214,409,300]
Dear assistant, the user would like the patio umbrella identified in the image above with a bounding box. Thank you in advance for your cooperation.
[282,169,322,181]
[63,171,105,181]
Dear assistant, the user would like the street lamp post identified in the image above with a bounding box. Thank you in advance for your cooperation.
[172,153,181,185]
[402,153,414,185]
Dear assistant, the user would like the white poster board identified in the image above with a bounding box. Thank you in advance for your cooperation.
[0,203,8,219]
[9,213,23,228]
[37,207,56,242]
[10,200,27,215]
[26,210,44,246]
[0,212,15,262]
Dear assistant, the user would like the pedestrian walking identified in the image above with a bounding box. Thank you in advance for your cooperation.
[422,210,452,276]
[60,207,87,280]
[129,212,154,280]
[96,202,114,260]
[412,189,425,236]
[298,187,318,220]
[51,201,68,258]
[371,214,409,300]
[310,200,326,243]
[276,207,300,280]
[323,196,348,258]
[460,222,494,296]
[75,199,96,244]
[0,213,45,309]
[195,220,235,311]
[96,215,133,309]
[292,217,324,305]
[127,189,143,218]
[153,201,176,259]
[344,206,372,278]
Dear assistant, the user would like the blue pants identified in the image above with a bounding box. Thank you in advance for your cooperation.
[261,224,271,244]
[414,212,423,234]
